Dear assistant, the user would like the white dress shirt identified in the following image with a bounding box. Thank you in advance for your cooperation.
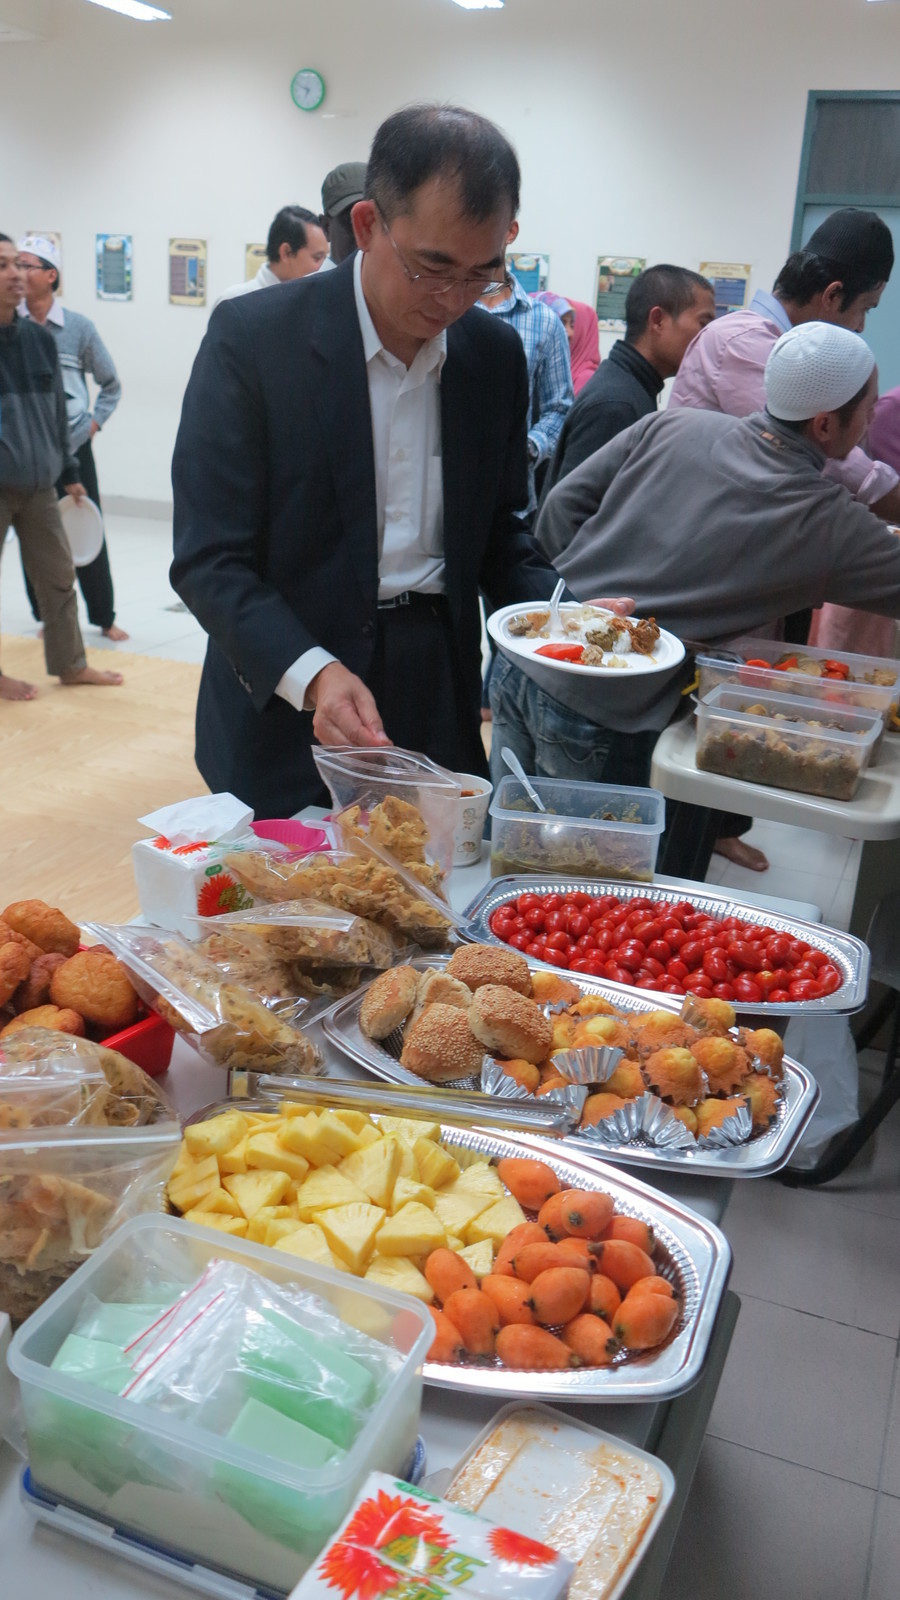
[215,261,280,307]
[277,251,448,714]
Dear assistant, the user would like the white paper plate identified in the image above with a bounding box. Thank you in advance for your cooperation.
[58,495,103,567]
[488,600,686,678]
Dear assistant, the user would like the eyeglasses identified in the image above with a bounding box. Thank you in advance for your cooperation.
[377,206,504,298]
[19,262,52,273]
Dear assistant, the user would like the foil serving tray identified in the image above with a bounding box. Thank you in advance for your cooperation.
[188,1093,731,1403]
[461,874,869,1017]
[321,956,819,1178]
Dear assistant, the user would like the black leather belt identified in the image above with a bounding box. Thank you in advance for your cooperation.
[377,591,448,611]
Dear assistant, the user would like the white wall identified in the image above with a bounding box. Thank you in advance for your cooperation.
[2,0,900,504]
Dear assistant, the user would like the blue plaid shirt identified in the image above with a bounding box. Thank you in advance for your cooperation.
[479,274,574,513]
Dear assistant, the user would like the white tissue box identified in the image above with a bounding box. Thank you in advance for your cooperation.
[131,793,259,938]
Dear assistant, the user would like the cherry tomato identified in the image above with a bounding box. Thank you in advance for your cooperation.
[678,939,705,970]
[543,948,569,966]
[592,927,616,954]
[615,944,645,973]
[544,910,567,933]
[690,982,714,999]
[605,962,631,985]
[768,988,791,1002]
[647,939,672,963]
[523,907,545,931]
[507,933,531,951]
[711,982,735,1000]
[660,981,686,994]
[526,942,545,959]
[635,976,662,989]
[546,931,571,952]
[632,919,663,943]
[664,927,688,950]
[516,893,542,913]
[817,964,843,995]
[642,956,665,978]
[788,979,822,1001]
[727,941,766,971]
[703,949,730,983]
[807,949,830,970]
[568,913,590,939]
[542,894,563,913]
[732,974,763,1003]
[667,959,689,982]
[764,934,792,964]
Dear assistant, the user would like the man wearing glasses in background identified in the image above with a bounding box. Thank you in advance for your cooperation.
[172,104,564,815]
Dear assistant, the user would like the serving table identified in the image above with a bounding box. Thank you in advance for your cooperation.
[4,838,841,1600]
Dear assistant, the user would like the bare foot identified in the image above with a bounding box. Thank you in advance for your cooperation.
[0,674,38,701]
[59,666,124,687]
[101,624,129,642]
[714,837,770,872]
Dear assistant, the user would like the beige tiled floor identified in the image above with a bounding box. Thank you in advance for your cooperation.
[3,518,899,1598]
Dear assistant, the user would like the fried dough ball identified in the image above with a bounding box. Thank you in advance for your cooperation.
[13,951,67,1013]
[633,1012,697,1054]
[695,1096,747,1138]
[400,1003,486,1082]
[0,1005,85,1038]
[359,965,419,1039]
[672,1105,699,1135]
[528,971,582,1007]
[0,923,43,964]
[498,1058,541,1093]
[642,1047,705,1107]
[689,1035,752,1096]
[742,1072,780,1132]
[550,1014,577,1053]
[0,942,32,1008]
[468,985,553,1064]
[1,900,80,957]
[572,1015,628,1050]
[50,951,139,1032]
[446,944,532,996]
[569,995,616,1018]
[580,1092,628,1127]
[740,1028,786,1080]
[603,1058,646,1099]
[686,995,736,1034]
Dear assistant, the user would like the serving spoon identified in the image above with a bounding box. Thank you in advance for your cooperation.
[501,746,547,813]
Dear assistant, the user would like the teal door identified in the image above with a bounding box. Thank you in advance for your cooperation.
[800,205,900,392]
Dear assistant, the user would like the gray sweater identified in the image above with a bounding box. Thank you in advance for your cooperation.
[511,407,900,733]
[20,306,121,451]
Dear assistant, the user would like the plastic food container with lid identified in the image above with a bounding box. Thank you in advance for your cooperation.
[7,1214,432,1595]
[488,775,665,881]
[695,684,882,800]
[696,637,899,756]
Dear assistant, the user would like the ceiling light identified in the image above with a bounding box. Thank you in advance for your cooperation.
[84,0,171,20]
[449,1,504,10]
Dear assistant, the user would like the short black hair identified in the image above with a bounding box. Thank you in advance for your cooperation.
[624,265,713,341]
[266,206,320,263]
[39,256,60,292]
[0,233,12,245]
[365,104,520,223]
[774,245,891,312]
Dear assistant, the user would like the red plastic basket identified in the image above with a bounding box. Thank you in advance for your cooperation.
[102,1011,175,1078]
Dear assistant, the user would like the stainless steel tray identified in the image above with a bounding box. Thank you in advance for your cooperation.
[321,956,820,1178]
[462,874,869,1017]
[188,1094,730,1403]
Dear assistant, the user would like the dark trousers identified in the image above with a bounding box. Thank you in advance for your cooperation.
[23,438,117,629]
[369,594,489,778]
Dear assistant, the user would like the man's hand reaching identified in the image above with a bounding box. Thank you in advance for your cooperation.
[587,596,635,615]
[308,662,392,749]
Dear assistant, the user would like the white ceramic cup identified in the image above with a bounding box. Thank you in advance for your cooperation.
[452,773,493,867]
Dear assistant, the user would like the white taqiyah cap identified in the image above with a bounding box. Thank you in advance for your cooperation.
[17,234,60,271]
[764,321,875,422]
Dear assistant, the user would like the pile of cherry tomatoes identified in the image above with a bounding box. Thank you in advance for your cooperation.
[487,890,844,1004]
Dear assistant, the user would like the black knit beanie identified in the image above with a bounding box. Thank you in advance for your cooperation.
[805,208,894,282]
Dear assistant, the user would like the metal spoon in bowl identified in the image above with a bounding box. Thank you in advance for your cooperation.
[501,746,547,813]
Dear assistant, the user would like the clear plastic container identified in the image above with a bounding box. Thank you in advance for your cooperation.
[312,747,462,876]
[7,1214,432,1595]
[695,684,882,800]
[696,637,899,759]
[489,775,665,881]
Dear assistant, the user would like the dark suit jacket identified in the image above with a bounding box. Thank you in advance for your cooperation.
[171,259,561,814]
[540,341,664,505]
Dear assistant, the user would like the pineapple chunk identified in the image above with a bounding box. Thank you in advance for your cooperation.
[338,1137,402,1209]
[317,1110,365,1158]
[394,1138,416,1179]
[193,1188,243,1218]
[244,1113,281,1126]
[245,1205,293,1243]
[378,1115,441,1144]
[315,1202,386,1273]
[294,1166,368,1222]
[279,1112,358,1167]
[446,1235,464,1252]
[433,1190,491,1238]
[168,1155,221,1212]
[183,1111,247,1158]
[355,1124,383,1150]
[453,1163,505,1202]
[457,1240,494,1280]
[414,1138,460,1190]
[466,1195,527,1248]
[390,1176,435,1214]
[365,1255,434,1304]
[245,1131,309,1183]
[274,1223,343,1270]
[169,1142,195,1181]
[376,1202,446,1258]
[222,1170,290,1219]
[331,1109,374,1133]
[265,1219,304,1248]
[183,1210,248,1236]
[218,1137,249,1175]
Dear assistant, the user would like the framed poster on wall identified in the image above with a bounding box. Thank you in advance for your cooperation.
[700,261,751,317]
[508,252,550,293]
[96,234,133,301]
[168,238,207,305]
[244,243,267,281]
[594,256,645,330]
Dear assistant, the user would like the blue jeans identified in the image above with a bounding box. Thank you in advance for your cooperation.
[488,653,659,790]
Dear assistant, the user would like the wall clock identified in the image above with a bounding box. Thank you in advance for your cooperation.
[291,68,326,112]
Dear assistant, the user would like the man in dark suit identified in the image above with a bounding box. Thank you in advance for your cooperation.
[171,105,563,816]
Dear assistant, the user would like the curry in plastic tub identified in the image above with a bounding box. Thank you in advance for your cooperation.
[0,1030,179,1327]
[489,776,665,881]
[695,684,881,800]
[8,1214,433,1595]
[446,1402,674,1600]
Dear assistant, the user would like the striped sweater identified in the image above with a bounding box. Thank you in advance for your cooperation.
[0,317,79,492]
